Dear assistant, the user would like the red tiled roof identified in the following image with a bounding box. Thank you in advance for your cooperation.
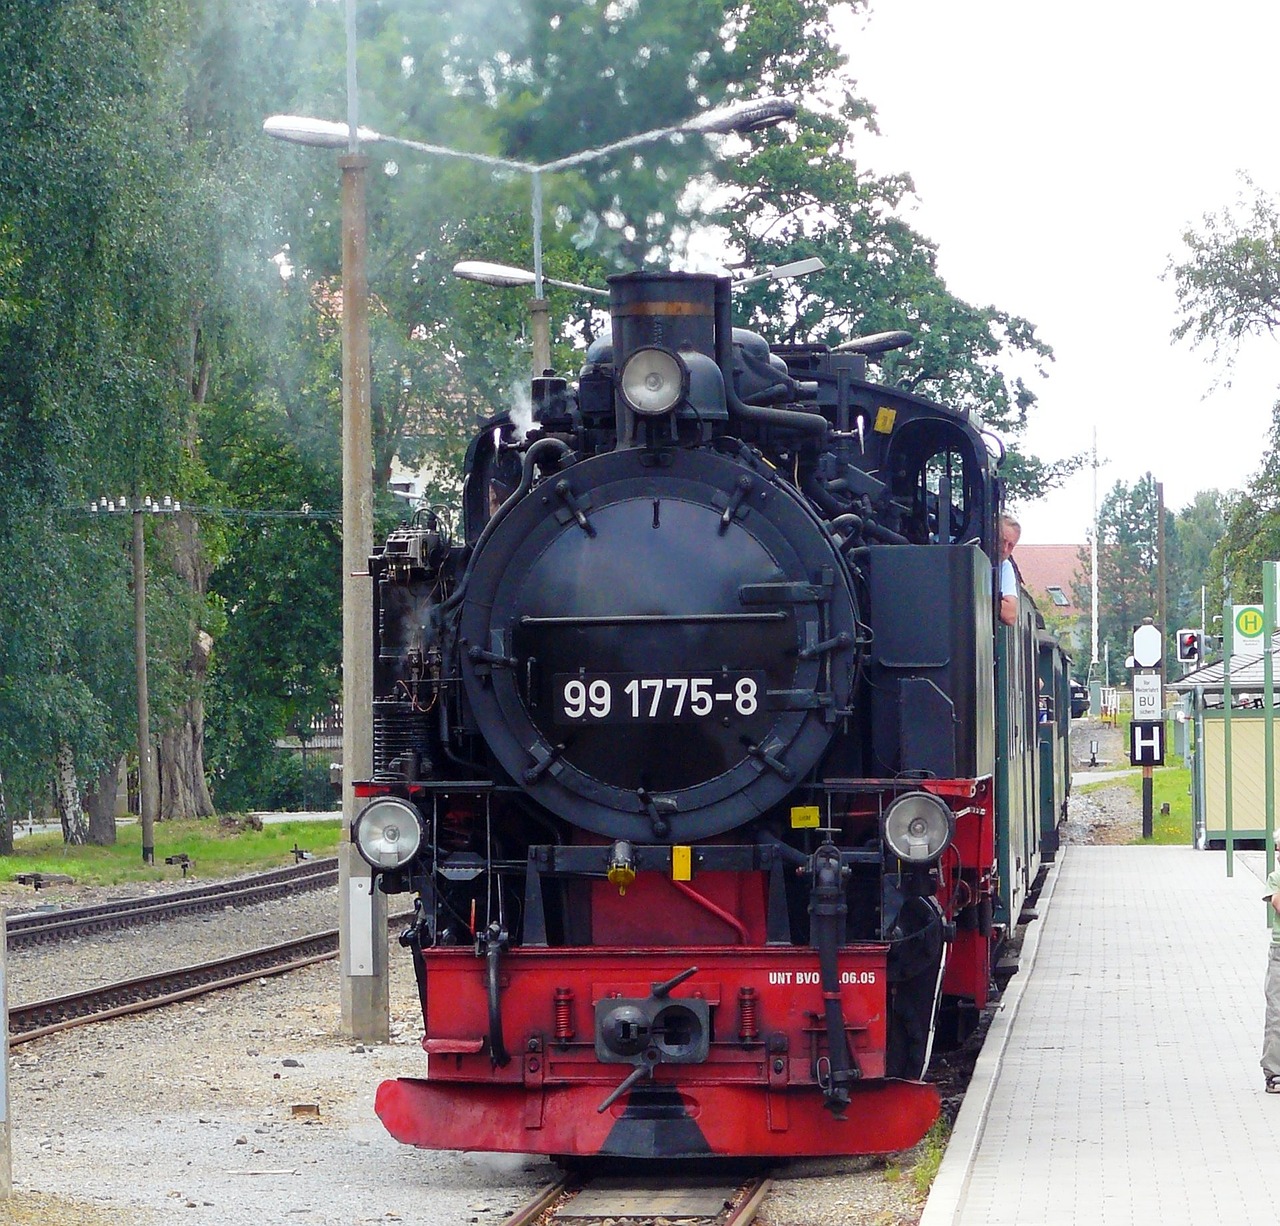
[1015,544,1087,614]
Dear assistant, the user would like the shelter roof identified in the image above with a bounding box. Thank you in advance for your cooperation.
[1168,633,1280,695]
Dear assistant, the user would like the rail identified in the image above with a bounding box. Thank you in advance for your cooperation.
[6,857,339,949]
[10,908,413,1045]
[501,1171,772,1226]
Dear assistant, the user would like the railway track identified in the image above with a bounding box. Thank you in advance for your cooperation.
[6,860,414,1045]
[10,930,341,1044]
[5,856,339,949]
[503,1171,773,1226]
[10,930,339,1044]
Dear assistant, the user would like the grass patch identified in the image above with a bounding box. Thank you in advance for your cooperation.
[1120,761,1193,843]
[909,1117,951,1196]
[1074,714,1195,844]
[0,817,342,887]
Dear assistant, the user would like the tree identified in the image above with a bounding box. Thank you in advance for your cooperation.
[1206,401,1280,611]
[0,0,195,839]
[1166,491,1226,634]
[1170,174,1280,368]
[0,0,317,835]
[144,0,324,819]
[1074,475,1165,676]
[1169,176,1278,617]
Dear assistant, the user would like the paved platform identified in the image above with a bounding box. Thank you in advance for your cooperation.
[923,844,1280,1225]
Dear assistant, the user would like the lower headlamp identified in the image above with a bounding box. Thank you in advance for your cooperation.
[352,797,423,870]
[883,791,955,864]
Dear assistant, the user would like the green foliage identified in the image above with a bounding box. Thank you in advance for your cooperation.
[204,514,341,812]
[0,0,339,824]
[1210,401,1280,608]
[0,0,261,818]
[1167,490,1226,632]
[1168,178,1280,626]
[1170,173,1280,367]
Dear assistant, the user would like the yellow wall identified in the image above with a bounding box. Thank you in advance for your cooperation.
[1204,713,1277,833]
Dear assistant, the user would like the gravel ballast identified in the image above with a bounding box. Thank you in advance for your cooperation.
[0,723,1136,1225]
[2,885,551,1226]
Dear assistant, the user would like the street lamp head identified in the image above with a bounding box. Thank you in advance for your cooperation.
[453,260,609,299]
[681,96,796,136]
[454,260,537,289]
[263,114,378,150]
[733,256,825,287]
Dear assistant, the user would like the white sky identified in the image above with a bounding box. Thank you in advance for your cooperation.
[835,0,1280,544]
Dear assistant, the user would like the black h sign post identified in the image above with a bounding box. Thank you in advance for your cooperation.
[1131,719,1165,839]
[1131,620,1163,839]
[1130,721,1165,767]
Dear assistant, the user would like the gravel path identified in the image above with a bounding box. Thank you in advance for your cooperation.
[0,727,1141,1226]
[0,883,551,1226]
[1065,717,1144,845]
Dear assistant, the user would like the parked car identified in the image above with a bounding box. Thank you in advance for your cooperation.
[1070,679,1090,719]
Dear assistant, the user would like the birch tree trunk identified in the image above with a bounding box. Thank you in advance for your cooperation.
[55,744,89,845]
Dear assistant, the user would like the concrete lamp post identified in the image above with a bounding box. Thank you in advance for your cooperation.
[264,103,382,1042]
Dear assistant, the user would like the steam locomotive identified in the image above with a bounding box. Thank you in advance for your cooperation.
[355,270,1072,1160]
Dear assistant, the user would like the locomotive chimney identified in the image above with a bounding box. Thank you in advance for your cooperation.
[607,272,728,446]
[608,271,719,359]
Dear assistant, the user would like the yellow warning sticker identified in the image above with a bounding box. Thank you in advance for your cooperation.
[874,407,897,433]
[671,845,692,881]
[790,805,820,829]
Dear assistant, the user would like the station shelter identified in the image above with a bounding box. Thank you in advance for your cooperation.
[1169,635,1280,848]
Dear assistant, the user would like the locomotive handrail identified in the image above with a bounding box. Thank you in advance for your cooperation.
[480,924,511,1068]
[439,436,574,617]
[517,611,787,626]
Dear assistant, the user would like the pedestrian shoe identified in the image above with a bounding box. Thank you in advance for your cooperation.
[1267,1075,1280,1094]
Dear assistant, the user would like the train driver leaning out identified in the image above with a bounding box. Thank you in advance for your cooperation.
[998,514,1021,627]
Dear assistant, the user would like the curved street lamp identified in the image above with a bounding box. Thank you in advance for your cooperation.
[452,255,827,298]
[264,97,796,372]
[452,259,609,299]
[264,88,794,1042]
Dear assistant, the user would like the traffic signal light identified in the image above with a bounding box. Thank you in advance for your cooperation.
[1176,629,1203,664]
